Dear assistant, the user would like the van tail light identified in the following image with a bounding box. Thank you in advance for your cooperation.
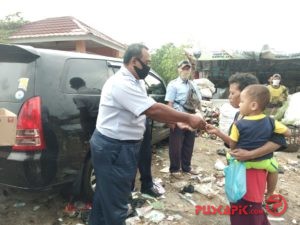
[12,96,46,151]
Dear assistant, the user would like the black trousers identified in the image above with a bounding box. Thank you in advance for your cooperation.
[168,126,195,173]
[138,118,153,191]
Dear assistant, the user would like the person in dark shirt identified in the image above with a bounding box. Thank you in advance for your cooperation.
[70,77,100,139]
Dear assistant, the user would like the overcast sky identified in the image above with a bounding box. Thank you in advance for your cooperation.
[1,0,300,52]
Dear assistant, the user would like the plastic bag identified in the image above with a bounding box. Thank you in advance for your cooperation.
[224,158,246,203]
[282,92,300,125]
[182,81,201,113]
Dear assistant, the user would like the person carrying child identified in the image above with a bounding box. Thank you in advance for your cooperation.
[229,84,291,200]
[206,72,287,225]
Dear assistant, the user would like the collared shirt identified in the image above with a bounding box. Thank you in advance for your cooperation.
[96,66,156,140]
[165,77,193,112]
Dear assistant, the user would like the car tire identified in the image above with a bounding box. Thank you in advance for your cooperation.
[82,158,96,201]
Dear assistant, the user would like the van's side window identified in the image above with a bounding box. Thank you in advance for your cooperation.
[144,74,166,95]
[63,59,110,94]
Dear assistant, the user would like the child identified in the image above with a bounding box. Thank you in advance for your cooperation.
[229,84,291,200]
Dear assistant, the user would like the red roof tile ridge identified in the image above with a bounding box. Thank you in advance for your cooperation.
[9,16,126,48]
[72,18,89,34]
[72,18,125,48]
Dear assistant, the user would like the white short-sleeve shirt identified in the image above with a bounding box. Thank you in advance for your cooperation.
[96,66,156,140]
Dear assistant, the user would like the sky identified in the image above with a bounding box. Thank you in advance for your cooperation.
[1,0,300,52]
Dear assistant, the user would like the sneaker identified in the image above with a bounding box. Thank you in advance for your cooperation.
[183,169,200,175]
[170,172,183,179]
[153,181,166,195]
[141,187,162,198]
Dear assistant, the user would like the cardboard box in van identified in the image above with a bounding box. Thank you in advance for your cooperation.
[0,108,17,146]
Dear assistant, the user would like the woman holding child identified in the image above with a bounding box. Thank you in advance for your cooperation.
[206,73,287,225]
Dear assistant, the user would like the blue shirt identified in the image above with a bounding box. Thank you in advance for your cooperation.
[165,77,201,112]
[165,77,190,112]
[96,66,156,140]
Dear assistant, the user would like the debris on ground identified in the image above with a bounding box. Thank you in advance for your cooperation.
[1,136,300,225]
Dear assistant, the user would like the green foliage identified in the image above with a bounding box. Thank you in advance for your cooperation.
[0,12,28,43]
[151,43,191,84]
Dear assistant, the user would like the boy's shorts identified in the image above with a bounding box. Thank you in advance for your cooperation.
[245,157,278,173]
[226,153,278,173]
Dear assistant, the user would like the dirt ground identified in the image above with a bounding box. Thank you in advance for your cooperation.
[0,136,299,225]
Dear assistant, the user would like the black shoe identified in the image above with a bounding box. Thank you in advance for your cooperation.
[141,187,162,198]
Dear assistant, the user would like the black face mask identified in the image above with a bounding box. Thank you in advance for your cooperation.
[134,58,150,79]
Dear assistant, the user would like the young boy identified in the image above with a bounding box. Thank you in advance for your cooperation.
[229,84,291,200]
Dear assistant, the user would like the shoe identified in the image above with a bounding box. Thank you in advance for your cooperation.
[183,169,200,175]
[170,172,183,179]
[141,187,162,198]
[153,181,166,195]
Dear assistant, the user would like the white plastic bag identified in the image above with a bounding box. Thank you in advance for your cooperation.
[282,92,300,125]
[193,78,216,99]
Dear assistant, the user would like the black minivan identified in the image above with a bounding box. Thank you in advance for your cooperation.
[0,44,169,199]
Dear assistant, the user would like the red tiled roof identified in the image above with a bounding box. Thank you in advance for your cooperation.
[10,16,125,48]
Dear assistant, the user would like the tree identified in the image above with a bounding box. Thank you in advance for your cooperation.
[0,12,28,43]
[151,43,191,84]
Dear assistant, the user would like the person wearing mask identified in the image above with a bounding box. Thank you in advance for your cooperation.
[88,44,206,225]
[266,73,288,118]
[165,60,201,179]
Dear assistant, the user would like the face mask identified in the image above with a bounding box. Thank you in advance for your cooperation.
[134,58,150,79]
[180,71,190,81]
[272,79,280,86]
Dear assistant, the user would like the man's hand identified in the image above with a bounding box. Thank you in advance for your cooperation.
[189,114,206,130]
[167,123,176,130]
[177,122,195,131]
[230,148,254,161]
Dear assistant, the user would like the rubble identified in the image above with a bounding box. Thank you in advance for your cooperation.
[1,136,300,225]
[214,159,226,170]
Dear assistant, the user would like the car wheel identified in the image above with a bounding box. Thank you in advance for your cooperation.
[82,158,96,201]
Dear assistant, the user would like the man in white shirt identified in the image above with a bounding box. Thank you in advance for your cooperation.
[89,43,206,225]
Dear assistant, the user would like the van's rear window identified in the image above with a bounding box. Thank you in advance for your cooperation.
[0,62,34,102]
